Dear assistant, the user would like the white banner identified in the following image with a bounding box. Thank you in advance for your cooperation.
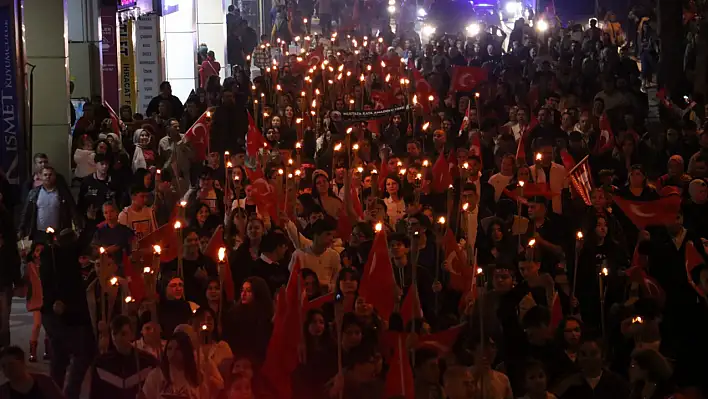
[135,14,160,114]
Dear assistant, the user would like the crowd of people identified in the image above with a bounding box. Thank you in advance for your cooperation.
[0,2,707,399]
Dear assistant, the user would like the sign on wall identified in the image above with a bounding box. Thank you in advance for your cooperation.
[119,21,136,111]
[135,14,160,114]
[0,5,24,189]
[101,6,120,110]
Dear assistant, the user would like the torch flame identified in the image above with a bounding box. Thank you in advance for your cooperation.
[153,245,161,254]
[375,223,383,232]
[218,247,226,262]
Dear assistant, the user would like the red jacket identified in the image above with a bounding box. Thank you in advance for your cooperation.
[199,57,221,88]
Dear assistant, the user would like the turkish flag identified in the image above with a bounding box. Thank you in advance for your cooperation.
[371,90,395,108]
[204,226,236,301]
[307,46,324,68]
[183,111,210,162]
[384,334,415,399]
[122,252,146,303]
[138,222,181,263]
[262,257,304,399]
[251,178,278,218]
[594,113,615,153]
[409,61,435,112]
[416,324,464,354]
[246,112,265,157]
[431,151,453,193]
[103,101,125,135]
[549,291,564,329]
[358,230,397,322]
[303,293,335,311]
[502,183,555,202]
[559,149,576,171]
[685,241,706,296]
[613,195,681,229]
[469,131,482,169]
[400,284,424,326]
[336,205,353,240]
[450,66,487,92]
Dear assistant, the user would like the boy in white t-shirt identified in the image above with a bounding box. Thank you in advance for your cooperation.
[119,185,157,241]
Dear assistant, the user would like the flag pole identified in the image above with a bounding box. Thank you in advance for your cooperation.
[571,232,583,314]
[598,262,608,354]
[409,228,420,368]
[335,301,344,399]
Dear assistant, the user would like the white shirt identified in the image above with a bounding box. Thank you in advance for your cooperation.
[289,246,341,290]
[118,206,157,240]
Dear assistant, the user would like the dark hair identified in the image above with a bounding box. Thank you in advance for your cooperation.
[33,153,48,162]
[161,331,200,387]
[159,81,171,90]
[110,314,133,335]
[238,276,274,317]
[555,316,583,347]
[0,346,25,362]
[192,306,219,341]
[310,218,336,236]
[25,241,44,263]
[260,232,289,253]
[335,267,360,297]
[383,174,402,198]
[94,152,109,164]
[130,184,149,196]
[388,233,410,248]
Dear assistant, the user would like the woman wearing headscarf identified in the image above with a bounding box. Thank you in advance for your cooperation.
[221,276,273,367]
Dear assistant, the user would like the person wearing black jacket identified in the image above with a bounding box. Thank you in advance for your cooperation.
[90,315,157,399]
[39,229,96,399]
[250,232,290,297]
[388,234,438,322]
[156,274,194,340]
[162,228,217,305]
[209,87,248,155]
[77,154,121,225]
[145,82,184,119]
[19,166,82,243]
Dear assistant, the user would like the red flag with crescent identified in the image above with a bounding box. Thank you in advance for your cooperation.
[409,61,435,112]
[251,178,278,218]
[594,113,615,154]
[102,101,125,134]
[246,111,266,157]
[204,226,236,301]
[184,111,210,161]
[307,46,324,68]
[613,195,681,229]
[450,66,487,92]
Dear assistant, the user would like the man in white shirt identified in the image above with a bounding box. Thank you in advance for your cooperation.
[157,118,184,163]
[118,185,157,241]
[289,218,340,291]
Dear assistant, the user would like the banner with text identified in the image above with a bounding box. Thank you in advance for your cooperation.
[0,5,24,191]
[119,21,136,111]
[100,6,119,110]
[340,105,410,121]
[135,14,160,114]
